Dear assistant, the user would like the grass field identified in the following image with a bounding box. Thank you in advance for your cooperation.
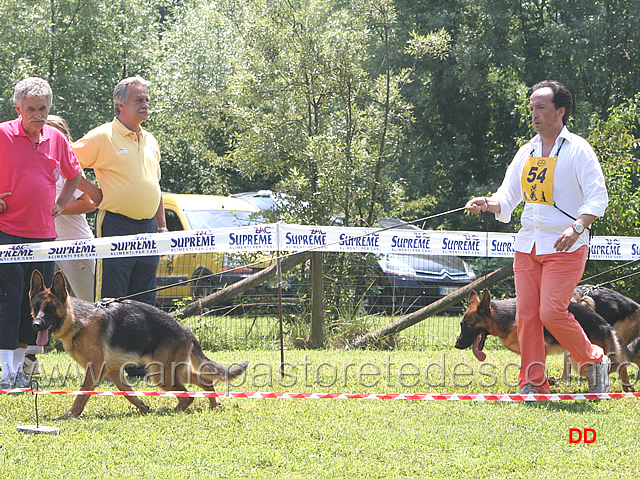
[2,347,640,478]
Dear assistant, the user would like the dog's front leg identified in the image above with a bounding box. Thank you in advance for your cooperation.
[56,387,95,420]
[56,361,106,419]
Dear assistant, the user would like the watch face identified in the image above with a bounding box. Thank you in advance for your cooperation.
[573,224,584,234]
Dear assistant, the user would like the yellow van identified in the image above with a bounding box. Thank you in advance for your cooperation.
[156,193,271,309]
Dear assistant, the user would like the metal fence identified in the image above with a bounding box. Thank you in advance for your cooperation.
[159,251,517,351]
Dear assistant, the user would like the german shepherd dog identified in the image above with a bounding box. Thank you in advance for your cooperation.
[29,270,248,418]
[454,289,640,391]
[572,285,640,351]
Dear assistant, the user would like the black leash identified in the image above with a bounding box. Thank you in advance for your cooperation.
[577,259,640,296]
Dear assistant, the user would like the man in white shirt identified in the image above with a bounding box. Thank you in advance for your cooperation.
[466,80,610,394]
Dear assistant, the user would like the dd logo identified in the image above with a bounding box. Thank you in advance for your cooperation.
[569,428,597,444]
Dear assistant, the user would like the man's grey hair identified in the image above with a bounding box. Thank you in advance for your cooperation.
[113,76,150,116]
[13,77,53,108]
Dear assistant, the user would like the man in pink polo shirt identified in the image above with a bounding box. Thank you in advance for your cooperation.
[0,77,81,389]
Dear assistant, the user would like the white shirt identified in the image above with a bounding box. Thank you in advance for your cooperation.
[54,175,94,241]
[492,127,608,255]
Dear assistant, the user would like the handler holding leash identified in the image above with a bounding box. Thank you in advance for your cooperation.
[466,80,610,394]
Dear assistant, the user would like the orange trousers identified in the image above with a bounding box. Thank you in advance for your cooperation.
[513,245,604,392]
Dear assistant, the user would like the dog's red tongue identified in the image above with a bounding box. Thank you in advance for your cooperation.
[472,332,487,362]
[36,329,50,347]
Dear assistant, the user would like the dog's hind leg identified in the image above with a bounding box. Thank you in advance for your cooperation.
[190,369,220,408]
[105,369,151,414]
[613,362,635,392]
[620,366,634,392]
[156,361,195,411]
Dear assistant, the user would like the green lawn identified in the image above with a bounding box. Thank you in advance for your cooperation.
[2,348,639,478]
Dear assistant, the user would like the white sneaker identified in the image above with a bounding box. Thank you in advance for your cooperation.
[585,355,611,393]
[0,371,32,389]
[0,374,13,389]
[518,383,539,394]
[14,371,32,388]
[23,355,41,375]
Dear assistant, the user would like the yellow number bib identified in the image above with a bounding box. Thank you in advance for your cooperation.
[521,154,557,205]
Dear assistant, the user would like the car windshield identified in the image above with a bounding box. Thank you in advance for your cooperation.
[185,210,263,230]
[386,253,468,275]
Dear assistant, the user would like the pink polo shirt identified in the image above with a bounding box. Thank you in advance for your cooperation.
[0,118,80,238]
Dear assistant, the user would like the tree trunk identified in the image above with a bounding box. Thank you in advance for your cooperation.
[171,252,311,319]
[345,261,514,349]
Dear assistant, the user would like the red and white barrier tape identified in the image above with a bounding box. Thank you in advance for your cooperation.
[2,388,640,401]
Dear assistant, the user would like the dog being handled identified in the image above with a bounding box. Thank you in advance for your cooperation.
[455,289,640,392]
[572,285,640,353]
[29,270,248,419]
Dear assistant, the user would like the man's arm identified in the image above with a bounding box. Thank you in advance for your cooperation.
[62,193,96,215]
[154,195,167,232]
[53,172,82,217]
[77,176,103,207]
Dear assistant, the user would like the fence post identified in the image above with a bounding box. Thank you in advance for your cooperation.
[310,251,324,348]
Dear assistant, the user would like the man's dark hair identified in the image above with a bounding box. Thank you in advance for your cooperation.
[531,80,573,125]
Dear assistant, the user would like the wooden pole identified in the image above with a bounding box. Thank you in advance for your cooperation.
[310,251,324,348]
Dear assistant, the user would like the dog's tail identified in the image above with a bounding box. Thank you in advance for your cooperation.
[190,339,248,382]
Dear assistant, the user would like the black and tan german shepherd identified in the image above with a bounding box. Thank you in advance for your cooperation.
[29,270,248,418]
[455,289,640,391]
[572,285,640,350]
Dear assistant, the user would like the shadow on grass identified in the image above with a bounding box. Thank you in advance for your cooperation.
[521,400,606,413]
[48,401,240,421]
[484,399,601,413]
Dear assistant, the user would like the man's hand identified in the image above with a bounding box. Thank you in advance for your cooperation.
[52,202,63,218]
[0,192,11,213]
[554,226,579,252]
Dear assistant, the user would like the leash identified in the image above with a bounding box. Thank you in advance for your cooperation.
[114,205,469,303]
[577,259,640,296]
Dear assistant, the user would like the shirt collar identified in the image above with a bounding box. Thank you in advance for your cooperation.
[530,126,572,148]
[112,117,146,139]
[10,117,51,143]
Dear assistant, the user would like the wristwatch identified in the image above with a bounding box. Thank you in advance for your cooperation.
[572,223,585,235]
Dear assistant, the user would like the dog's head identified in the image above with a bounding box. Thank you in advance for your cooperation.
[454,289,494,361]
[30,270,70,347]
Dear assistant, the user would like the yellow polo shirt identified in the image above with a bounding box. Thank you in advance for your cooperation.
[73,118,161,220]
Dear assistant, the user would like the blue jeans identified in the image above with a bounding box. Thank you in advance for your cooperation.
[94,210,159,305]
[0,230,54,348]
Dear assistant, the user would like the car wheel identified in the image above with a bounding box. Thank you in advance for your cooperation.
[190,267,220,299]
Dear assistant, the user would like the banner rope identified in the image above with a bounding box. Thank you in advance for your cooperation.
[1,388,639,402]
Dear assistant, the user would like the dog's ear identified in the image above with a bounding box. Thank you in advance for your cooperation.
[51,271,68,302]
[29,270,45,298]
[468,290,479,305]
[479,288,492,311]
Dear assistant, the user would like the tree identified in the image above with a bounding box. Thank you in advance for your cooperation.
[148,0,246,194]
[0,0,162,138]
[585,94,640,296]
[393,0,640,231]
[221,0,449,226]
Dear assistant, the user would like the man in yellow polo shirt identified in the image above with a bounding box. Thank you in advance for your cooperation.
[73,76,168,306]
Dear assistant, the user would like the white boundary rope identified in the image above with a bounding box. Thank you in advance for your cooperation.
[0,224,634,263]
[2,388,640,401]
